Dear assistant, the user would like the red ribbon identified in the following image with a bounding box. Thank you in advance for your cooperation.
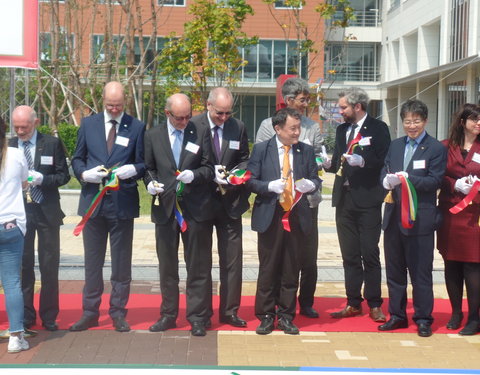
[449,180,480,214]
[346,132,362,155]
[399,175,415,229]
[281,191,303,232]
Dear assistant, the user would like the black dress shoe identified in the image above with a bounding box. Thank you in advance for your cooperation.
[191,321,207,337]
[446,312,463,330]
[417,323,432,337]
[459,320,479,336]
[299,306,319,318]
[24,320,36,329]
[256,316,275,335]
[378,317,408,331]
[277,317,299,335]
[112,316,130,332]
[69,316,99,331]
[219,314,247,327]
[149,316,177,332]
[42,321,58,332]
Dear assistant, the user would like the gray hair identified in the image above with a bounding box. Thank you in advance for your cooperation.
[338,87,370,111]
[282,78,310,102]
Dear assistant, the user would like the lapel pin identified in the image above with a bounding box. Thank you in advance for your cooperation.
[296,148,300,152]
[190,130,193,134]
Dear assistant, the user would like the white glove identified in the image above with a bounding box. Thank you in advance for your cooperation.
[343,153,364,167]
[454,177,473,195]
[383,173,402,190]
[147,181,164,195]
[268,179,286,194]
[214,165,228,185]
[382,175,393,190]
[28,170,43,186]
[295,178,316,194]
[396,171,409,179]
[82,165,108,183]
[114,164,137,180]
[176,169,194,184]
[318,145,331,169]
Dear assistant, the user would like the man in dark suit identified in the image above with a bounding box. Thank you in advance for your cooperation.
[379,99,447,337]
[246,107,321,335]
[70,81,145,332]
[10,105,70,332]
[326,87,390,322]
[190,87,250,328]
[144,93,215,337]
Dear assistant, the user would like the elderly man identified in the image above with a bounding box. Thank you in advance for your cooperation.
[326,87,390,323]
[256,77,327,319]
[9,106,70,332]
[70,81,145,332]
[144,93,215,337]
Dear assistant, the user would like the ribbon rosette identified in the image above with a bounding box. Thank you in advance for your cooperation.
[227,169,251,185]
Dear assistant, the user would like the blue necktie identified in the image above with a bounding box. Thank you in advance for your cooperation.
[172,129,183,167]
[23,140,44,203]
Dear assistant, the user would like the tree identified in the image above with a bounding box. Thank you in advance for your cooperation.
[157,0,258,110]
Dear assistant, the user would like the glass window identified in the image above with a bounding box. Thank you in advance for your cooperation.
[274,0,302,9]
[92,35,126,65]
[40,32,74,62]
[158,0,185,6]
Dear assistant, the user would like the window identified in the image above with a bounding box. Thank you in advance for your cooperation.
[274,0,302,9]
[447,80,467,127]
[450,0,469,62]
[40,32,74,62]
[158,0,185,6]
[233,94,276,140]
[330,0,381,27]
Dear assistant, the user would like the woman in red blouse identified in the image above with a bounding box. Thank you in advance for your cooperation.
[438,103,480,336]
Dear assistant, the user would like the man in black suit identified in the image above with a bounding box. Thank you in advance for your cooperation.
[10,105,70,332]
[190,87,250,328]
[144,93,215,337]
[379,99,447,337]
[326,87,390,322]
[246,108,321,335]
[70,81,145,332]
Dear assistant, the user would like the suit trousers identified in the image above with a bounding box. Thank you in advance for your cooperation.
[213,204,243,317]
[23,203,60,324]
[255,204,302,321]
[335,189,383,308]
[155,213,213,323]
[384,220,434,325]
[82,196,134,319]
[298,206,318,309]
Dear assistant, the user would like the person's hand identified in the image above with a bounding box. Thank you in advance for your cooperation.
[214,165,228,185]
[343,153,364,167]
[176,170,194,184]
[147,181,164,195]
[454,177,473,195]
[295,178,316,193]
[383,173,401,190]
[318,145,331,169]
[28,170,43,186]
[82,165,108,183]
[114,164,137,180]
[396,171,409,179]
[268,179,286,194]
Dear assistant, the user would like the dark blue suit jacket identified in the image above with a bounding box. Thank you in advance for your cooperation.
[72,112,145,219]
[381,133,447,236]
[246,137,321,234]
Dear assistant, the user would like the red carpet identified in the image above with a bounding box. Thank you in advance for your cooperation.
[0,294,465,333]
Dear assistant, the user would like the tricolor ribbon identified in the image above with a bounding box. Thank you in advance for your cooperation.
[73,173,120,236]
[346,133,362,155]
[449,180,480,225]
[281,191,304,232]
[398,174,417,229]
[227,169,251,185]
[174,170,188,232]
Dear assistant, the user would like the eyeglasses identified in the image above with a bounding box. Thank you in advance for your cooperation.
[290,96,310,104]
[105,104,124,110]
[211,105,233,117]
[403,119,424,126]
[168,111,192,122]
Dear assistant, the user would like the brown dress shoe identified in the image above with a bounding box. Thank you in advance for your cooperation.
[330,305,362,318]
[369,307,386,322]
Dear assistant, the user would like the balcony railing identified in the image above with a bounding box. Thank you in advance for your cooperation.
[330,9,381,28]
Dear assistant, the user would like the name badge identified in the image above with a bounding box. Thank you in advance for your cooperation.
[358,137,371,146]
[115,136,129,147]
[229,140,240,150]
[472,152,480,164]
[413,160,426,169]
[185,141,200,154]
[40,156,53,165]
[302,139,312,146]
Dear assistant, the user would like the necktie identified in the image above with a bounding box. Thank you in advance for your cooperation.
[213,126,221,162]
[404,138,416,169]
[107,120,117,155]
[172,129,183,167]
[280,145,293,211]
[23,140,44,203]
[346,123,358,149]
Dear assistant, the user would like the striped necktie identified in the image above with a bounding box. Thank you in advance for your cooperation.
[23,140,44,203]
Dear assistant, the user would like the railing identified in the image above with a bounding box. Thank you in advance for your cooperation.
[329,9,381,28]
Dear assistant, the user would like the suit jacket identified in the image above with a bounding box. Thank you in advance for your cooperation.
[190,112,250,219]
[381,133,447,236]
[144,121,215,224]
[9,132,70,227]
[246,137,321,234]
[71,112,146,219]
[327,114,391,208]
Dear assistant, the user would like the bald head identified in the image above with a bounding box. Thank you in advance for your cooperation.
[207,87,234,126]
[103,81,126,118]
[165,93,192,130]
[12,105,38,141]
